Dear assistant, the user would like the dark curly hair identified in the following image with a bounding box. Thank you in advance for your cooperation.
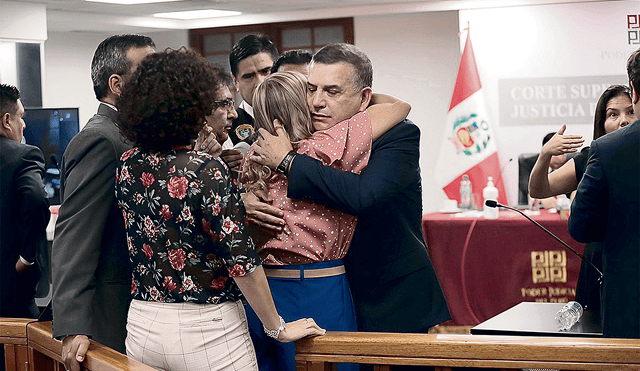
[117,48,226,151]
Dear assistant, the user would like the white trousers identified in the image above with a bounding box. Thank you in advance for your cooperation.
[126,299,258,371]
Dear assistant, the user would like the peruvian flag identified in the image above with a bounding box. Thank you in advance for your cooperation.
[435,31,508,207]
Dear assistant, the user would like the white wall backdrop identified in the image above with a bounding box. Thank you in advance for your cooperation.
[355,11,460,213]
[460,1,640,205]
[43,30,189,130]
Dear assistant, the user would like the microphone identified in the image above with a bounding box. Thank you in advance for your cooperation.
[485,200,603,281]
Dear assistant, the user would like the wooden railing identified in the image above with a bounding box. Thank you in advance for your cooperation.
[0,319,156,371]
[295,331,640,371]
[7,320,640,370]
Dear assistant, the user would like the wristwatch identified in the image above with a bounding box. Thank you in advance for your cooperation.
[263,316,286,339]
[275,150,296,175]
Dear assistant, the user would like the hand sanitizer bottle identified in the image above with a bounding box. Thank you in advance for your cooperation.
[483,176,499,219]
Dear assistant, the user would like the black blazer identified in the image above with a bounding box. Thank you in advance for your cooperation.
[229,107,255,146]
[569,121,640,338]
[52,104,131,352]
[0,137,50,317]
[288,119,450,332]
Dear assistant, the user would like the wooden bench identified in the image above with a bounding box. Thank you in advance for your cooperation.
[295,331,640,370]
[0,319,156,371]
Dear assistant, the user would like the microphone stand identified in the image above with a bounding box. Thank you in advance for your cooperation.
[485,200,603,282]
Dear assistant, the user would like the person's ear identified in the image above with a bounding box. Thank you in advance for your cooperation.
[1,112,10,130]
[359,87,373,112]
[108,73,125,97]
[232,75,240,92]
[633,85,640,105]
[0,112,12,138]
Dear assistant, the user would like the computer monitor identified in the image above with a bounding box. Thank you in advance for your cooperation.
[23,108,80,205]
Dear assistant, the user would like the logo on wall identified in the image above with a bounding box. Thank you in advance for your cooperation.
[449,113,491,156]
[629,14,640,44]
[531,250,567,284]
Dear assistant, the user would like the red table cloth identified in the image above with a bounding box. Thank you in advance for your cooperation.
[423,209,585,326]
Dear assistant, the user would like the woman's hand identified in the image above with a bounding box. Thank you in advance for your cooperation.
[195,124,222,157]
[221,149,243,173]
[541,124,584,158]
[276,318,326,343]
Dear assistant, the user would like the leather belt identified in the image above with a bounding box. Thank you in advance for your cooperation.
[263,265,345,279]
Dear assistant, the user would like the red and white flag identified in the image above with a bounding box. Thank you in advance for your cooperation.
[435,31,508,207]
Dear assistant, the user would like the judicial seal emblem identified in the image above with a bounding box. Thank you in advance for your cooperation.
[450,113,491,156]
[235,124,254,141]
[531,250,567,283]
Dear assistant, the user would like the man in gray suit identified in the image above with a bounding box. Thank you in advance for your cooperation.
[51,34,155,371]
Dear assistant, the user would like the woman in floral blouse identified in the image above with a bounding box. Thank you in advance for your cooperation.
[114,48,324,371]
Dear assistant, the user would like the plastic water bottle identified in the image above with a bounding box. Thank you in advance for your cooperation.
[460,174,472,209]
[555,301,583,331]
[482,176,499,219]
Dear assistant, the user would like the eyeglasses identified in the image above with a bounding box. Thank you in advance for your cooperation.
[213,98,235,111]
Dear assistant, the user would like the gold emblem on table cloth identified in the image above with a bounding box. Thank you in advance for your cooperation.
[531,251,567,283]
[235,124,254,141]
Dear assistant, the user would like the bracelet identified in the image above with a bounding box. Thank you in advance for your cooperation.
[263,316,286,339]
[275,150,296,175]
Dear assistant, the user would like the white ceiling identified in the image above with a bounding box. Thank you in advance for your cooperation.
[12,0,604,34]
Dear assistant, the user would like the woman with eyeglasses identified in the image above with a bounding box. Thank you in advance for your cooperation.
[194,86,246,174]
[114,48,324,371]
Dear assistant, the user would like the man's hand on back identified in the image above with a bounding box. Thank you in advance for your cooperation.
[251,123,293,170]
[241,192,284,233]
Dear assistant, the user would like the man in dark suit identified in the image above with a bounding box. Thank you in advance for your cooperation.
[51,34,155,371]
[249,43,450,348]
[568,48,640,339]
[0,84,50,321]
[228,34,278,146]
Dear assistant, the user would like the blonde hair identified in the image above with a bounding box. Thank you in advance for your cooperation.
[244,72,315,195]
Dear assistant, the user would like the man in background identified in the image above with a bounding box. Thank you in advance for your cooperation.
[51,34,155,371]
[568,47,640,338]
[271,49,312,76]
[0,83,50,319]
[228,34,278,146]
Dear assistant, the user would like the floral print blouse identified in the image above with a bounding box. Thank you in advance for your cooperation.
[115,148,259,304]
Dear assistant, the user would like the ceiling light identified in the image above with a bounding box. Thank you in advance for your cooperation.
[153,9,241,19]
[86,0,180,4]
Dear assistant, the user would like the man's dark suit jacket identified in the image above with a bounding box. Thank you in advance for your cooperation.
[0,137,50,318]
[569,121,640,338]
[52,103,131,352]
[229,107,255,145]
[288,119,450,332]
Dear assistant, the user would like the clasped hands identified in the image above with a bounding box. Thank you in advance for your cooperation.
[195,124,243,172]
